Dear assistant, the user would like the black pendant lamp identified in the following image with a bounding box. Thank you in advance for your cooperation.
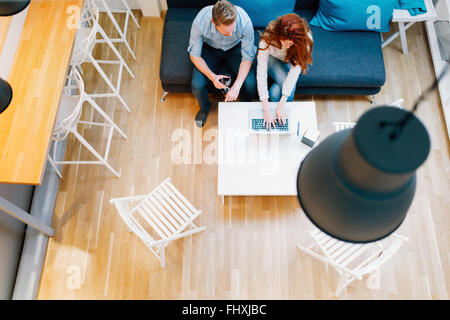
[296,66,448,243]
[0,0,30,113]
[0,77,13,114]
[0,0,30,16]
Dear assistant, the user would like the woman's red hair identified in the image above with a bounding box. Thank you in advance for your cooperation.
[259,14,313,74]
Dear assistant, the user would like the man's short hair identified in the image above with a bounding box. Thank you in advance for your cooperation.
[212,0,236,26]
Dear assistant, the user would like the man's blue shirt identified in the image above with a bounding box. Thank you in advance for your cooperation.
[187,5,256,61]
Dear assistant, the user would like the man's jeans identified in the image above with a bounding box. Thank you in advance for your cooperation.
[191,43,257,113]
[267,55,296,102]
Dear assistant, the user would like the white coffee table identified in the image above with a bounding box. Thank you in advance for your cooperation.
[217,101,317,202]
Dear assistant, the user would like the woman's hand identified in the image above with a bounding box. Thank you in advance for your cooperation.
[264,109,276,130]
[275,98,287,125]
[262,100,276,130]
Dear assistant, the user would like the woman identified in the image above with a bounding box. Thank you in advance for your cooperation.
[257,14,313,129]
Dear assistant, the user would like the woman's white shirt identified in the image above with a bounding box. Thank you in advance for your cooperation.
[257,32,313,101]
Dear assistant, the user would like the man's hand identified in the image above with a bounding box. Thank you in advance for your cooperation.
[275,99,287,125]
[210,74,228,90]
[225,83,241,102]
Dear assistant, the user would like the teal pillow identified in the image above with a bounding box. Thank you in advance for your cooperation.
[310,0,397,32]
[232,0,296,28]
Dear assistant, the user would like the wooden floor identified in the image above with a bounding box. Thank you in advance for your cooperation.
[37,12,449,299]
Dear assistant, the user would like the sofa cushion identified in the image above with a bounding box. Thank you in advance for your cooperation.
[296,10,386,88]
[295,0,319,10]
[233,0,296,27]
[167,0,318,10]
[166,0,215,8]
[160,9,198,86]
[310,0,396,33]
[160,8,262,87]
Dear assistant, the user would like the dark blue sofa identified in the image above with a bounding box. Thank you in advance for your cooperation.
[159,0,386,97]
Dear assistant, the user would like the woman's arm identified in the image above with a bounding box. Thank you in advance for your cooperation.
[256,40,270,104]
[275,65,301,124]
[257,40,276,129]
[281,64,302,100]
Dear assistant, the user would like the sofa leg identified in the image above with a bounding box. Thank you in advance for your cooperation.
[368,95,375,104]
[160,91,169,103]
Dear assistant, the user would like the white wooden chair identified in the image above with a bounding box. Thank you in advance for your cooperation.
[332,99,404,133]
[389,98,404,108]
[71,0,135,112]
[95,0,140,60]
[110,178,206,268]
[297,229,409,297]
[332,122,356,132]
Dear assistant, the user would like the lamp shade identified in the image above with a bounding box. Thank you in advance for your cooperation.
[0,0,30,16]
[0,77,13,114]
[297,106,430,243]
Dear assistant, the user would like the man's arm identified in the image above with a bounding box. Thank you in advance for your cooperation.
[188,21,227,90]
[190,55,227,90]
[225,20,256,102]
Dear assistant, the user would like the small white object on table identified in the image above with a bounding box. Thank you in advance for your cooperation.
[217,101,318,203]
[383,0,436,54]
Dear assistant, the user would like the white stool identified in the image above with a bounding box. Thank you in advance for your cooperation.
[47,68,127,178]
[95,0,140,60]
[71,0,135,112]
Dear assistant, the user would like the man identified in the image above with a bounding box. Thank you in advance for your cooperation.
[188,0,257,127]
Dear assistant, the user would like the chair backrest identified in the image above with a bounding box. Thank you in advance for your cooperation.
[389,98,404,109]
[359,235,408,275]
[71,0,99,66]
[310,229,408,278]
[333,122,356,132]
[53,68,85,138]
[111,178,201,247]
[332,99,403,133]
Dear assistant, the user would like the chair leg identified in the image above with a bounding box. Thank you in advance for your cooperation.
[72,130,121,178]
[47,155,62,178]
[73,64,84,76]
[160,244,166,268]
[87,53,131,112]
[101,0,137,60]
[335,276,347,297]
[122,0,141,29]
[160,91,169,103]
[85,95,128,139]
[97,24,135,78]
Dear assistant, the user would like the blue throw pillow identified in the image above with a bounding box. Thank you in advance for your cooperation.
[310,0,397,32]
[232,0,296,28]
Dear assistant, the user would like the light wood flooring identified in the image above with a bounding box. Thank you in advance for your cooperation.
[37,12,449,299]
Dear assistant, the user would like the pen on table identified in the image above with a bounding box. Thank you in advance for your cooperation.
[297,121,300,136]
